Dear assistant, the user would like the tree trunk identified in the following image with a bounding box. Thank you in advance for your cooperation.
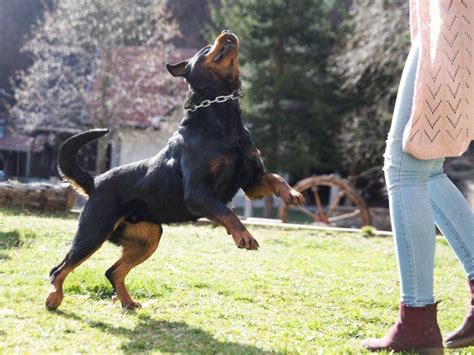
[263,37,285,220]
[95,138,108,174]
[303,165,311,181]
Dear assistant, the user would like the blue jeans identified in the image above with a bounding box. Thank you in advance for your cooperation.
[384,42,474,307]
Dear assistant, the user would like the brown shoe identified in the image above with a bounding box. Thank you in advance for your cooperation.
[445,279,474,349]
[361,303,443,353]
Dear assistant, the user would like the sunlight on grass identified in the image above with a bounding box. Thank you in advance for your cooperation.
[0,208,472,353]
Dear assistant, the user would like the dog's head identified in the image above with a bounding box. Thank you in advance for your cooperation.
[166,30,240,94]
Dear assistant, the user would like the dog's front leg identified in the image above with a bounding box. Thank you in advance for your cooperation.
[244,174,305,206]
[184,189,259,250]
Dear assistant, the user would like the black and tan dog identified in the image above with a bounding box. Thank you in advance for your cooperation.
[45,30,304,310]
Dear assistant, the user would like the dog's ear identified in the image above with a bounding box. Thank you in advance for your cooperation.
[166,61,188,77]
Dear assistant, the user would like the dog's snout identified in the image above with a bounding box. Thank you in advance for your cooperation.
[222,30,236,39]
[220,31,238,47]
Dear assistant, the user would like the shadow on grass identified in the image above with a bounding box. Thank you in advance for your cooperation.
[0,252,9,260]
[0,207,78,219]
[0,231,22,249]
[54,310,278,354]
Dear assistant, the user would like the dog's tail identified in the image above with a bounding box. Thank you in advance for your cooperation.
[58,128,110,196]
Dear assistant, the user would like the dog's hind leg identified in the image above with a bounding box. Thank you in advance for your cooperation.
[45,195,120,310]
[105,222,162,309]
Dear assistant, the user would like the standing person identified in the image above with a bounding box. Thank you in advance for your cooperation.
[361,0,474,352]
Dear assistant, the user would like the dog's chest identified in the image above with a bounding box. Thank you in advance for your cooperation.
[208,149,248,199]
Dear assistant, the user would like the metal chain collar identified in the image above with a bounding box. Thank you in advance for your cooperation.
[184,89,243,113]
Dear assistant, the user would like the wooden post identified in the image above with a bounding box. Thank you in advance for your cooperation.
[329,173,340,206]
[244,197,252,219]
[16,151,20,177]
[25,147,31,178]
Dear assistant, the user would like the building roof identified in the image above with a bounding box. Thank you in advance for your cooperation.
[87,46,196,129]
[0,133,44,153]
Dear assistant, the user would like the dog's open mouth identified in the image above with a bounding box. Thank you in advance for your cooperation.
[212,33,239,62]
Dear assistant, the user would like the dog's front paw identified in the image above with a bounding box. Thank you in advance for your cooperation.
[281,188,305,206]
[233,230,259,250]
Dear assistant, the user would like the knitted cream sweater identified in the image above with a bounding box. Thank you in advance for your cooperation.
[405,0,473,159]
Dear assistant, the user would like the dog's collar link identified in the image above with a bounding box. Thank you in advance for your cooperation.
[185,89,242,113]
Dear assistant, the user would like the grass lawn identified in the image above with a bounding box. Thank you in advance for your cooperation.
[0,207,472,353]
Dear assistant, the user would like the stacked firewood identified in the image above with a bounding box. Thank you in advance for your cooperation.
[0,181,75,211]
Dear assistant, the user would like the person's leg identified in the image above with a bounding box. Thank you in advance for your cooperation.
[362,40,443,352]
[385,151,438,306]
[427,160,474,349]
[364,149,443,351]
[428,161,474,277]
[383,38,438,307]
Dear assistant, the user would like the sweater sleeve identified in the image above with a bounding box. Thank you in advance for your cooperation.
[409,0,419,42]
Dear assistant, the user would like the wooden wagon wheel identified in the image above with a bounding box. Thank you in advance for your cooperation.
[279,175,371,228]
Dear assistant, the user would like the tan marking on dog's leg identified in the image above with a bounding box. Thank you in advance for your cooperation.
[44,243,104,310]
[45,217,125,310]
[45,265,73,310]
[107,222,161,309]
[214,213,259,250]
[245,174,305,206]
[245,174,286,199]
